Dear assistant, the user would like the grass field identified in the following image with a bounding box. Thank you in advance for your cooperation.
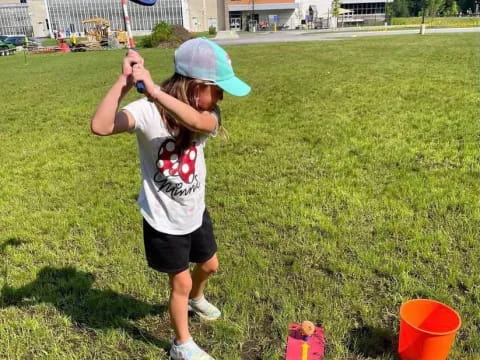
[391,16,480,27]
[0,33,479,359]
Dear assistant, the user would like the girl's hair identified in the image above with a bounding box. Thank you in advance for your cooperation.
[158,73,210,152]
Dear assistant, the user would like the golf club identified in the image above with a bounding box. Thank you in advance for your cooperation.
[121,0,157,93]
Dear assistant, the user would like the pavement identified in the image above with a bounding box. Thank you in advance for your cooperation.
[213,26,480,46]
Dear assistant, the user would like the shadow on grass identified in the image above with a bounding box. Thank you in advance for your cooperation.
[0,237,29,253]
[0,266,170,352]
[346,325,399,359]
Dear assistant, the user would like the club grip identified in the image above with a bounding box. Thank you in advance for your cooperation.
[126,48,145,93]
[136,81,146,93]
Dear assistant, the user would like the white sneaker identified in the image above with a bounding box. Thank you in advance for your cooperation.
[170,338,214,360]
[188,296,221,321]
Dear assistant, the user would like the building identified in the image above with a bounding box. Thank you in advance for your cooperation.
[226,0,299,31]
[184,0,226,33]
[0,0,391,38]
[225,0,390,31]
[0,0,223,38]
[337,0,391,26]
[0,0,34,36]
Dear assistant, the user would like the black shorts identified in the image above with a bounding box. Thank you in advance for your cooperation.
[142,209,217,274]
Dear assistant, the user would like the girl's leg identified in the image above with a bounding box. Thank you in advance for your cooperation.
[168,266,216,360]
[190,253,219,300]
[168,269,192,343]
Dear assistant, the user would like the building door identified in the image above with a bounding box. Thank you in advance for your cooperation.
[191,17,199,32]
[230,17,241,30]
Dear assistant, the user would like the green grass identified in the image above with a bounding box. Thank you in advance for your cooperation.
[191,31,217,38]
[41,38,58,46]
[391,16,480,27]
[306,17,480,34]
[1,33,479,359]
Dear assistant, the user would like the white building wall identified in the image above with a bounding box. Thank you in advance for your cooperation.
[227,1,336,31]
[281,11,299,29]
[30,0,49,37]
[298,0,332,19]
[277,0,333,30]
[182,0,190,30]
[184,0,222,32]
[250,9,300,30]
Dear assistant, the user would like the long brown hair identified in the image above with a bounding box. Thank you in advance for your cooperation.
[158,73,205,152]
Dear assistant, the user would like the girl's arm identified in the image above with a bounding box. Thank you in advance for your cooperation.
[131,64,217,134]
[90,50,143,136]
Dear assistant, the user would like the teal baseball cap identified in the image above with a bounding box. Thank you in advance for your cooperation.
[174,38,251,97]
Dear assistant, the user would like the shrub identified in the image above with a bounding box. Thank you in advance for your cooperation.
[137,35,153,48]
[150,22,173,47]
[208,25,217,36]
[138,22,193,48]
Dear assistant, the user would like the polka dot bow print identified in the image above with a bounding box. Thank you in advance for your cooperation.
[157,139,197,184]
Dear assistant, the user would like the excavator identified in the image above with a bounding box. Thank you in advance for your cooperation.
[82,18,111,49]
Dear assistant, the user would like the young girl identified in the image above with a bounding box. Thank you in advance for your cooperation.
[91,38,250,360]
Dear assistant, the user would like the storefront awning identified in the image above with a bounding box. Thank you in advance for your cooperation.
[228,3,298,11]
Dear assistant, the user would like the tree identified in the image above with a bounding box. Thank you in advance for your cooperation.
[330,0,341,28]
[409,0,426,16]
[443,0,460,14]
[458,0,475,12]
[427,0,446,15]
[332,0,341,17]
[392,0,410,16]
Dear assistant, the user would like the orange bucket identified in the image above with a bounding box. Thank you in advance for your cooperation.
[398,299,461,360]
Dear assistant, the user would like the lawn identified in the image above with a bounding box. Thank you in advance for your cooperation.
[0,33,479,359]
[391,16,480,27]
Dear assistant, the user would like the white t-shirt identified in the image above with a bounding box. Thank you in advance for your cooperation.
[123,98,219,235]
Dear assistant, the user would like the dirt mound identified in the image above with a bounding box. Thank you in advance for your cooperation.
[157,25,194,48]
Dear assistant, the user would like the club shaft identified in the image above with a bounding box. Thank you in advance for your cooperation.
[121,0,136,48]
[121,0,145,93]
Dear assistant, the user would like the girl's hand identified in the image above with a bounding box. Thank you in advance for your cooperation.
[122,50,144,84]
[131,63,157,98]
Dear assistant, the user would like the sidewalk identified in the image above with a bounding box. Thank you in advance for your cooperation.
[213,26,480,46]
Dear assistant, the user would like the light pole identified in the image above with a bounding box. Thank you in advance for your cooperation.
[251,0,255,31]
[420,0,427,34]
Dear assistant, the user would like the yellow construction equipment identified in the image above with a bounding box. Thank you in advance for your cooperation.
[83,18,110,45]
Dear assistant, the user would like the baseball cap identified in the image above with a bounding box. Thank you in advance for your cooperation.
[174,38,251,97]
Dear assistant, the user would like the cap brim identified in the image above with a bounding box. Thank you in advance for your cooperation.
[216,76,251,97]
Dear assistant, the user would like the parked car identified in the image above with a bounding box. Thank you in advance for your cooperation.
[0,40,15,50]
[3,35,39,48]
[0,38,16,55]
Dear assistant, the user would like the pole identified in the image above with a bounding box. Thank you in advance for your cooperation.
[422,2,426,24]
[251,0,255,31]
[24,35,28,64]
[420,0,426,34]
[202,0,207,31]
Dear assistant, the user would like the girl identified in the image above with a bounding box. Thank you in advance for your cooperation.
[91,38,250,360]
